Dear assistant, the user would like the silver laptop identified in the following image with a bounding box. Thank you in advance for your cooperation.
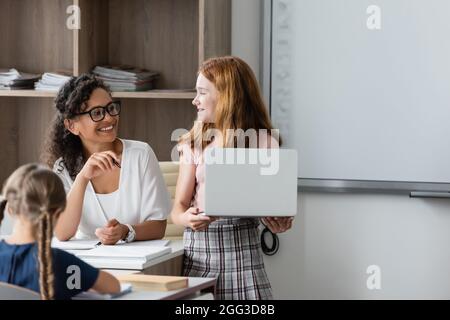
[204,148,298,217]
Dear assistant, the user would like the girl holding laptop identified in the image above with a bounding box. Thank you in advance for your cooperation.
[171,56,294,300]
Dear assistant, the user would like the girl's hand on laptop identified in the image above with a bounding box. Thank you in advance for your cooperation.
[262,217,293,234]
[183,207,216,231]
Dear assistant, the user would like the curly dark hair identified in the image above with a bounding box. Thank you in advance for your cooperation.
[42,74,110,179]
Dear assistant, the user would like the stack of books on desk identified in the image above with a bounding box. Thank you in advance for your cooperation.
[92,65,159,92]
[116,274,188,292]
[35,71,72,91]
[75,245,171,270]
[0,68,41,90]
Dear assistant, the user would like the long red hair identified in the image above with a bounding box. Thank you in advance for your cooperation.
[180,56,280,150]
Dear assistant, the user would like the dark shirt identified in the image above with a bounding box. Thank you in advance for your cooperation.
[0,240,99,299]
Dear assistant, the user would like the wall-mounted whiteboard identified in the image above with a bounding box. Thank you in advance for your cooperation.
[269,0,450,191]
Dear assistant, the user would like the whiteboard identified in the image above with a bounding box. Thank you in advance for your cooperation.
[269,0,450,190]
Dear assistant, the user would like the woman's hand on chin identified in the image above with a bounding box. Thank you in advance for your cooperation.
[79,151,120,180]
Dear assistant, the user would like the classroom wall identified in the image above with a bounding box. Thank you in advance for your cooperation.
[231,0,262,81]
[231,0,450,299]
[3,0,450,300]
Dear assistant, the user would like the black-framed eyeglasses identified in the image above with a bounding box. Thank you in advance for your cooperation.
[76,101,121,122]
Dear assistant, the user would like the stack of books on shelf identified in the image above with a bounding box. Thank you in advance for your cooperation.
[92,65,159,92]
[0,68,41,90]
[35,71,72,92]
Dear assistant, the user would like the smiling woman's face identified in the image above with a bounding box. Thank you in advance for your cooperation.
[192,73,218,123]
[66,88,119,144]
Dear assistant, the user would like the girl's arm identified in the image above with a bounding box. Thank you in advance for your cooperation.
[170,160,213,231]
[170,161,196,226]
[91,271,121,294]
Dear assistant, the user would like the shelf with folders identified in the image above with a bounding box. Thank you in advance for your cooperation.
[0,89,196,100]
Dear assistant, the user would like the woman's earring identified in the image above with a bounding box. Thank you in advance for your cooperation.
[63,128,71,138]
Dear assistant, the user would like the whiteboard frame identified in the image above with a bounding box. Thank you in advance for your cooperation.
[262,0,450,194]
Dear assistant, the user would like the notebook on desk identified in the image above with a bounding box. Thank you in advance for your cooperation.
[75,246,171,261]
[72,283,133,300]
[52,238,170,251]
[51,238,99,250]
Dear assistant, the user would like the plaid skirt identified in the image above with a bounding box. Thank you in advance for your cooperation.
[182,218,273,300]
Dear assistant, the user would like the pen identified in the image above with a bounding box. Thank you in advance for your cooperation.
[112,158,121,168]
[96,220,119,247]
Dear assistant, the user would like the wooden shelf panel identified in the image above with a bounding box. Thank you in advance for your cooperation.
[119,99,197,161]
[0,90,57,98]
[77,0,200,90]
[0,90,196,100]
[112,90,196,100]
[0,0,74,74]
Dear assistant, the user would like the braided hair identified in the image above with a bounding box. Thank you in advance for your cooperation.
[1,164,67,300]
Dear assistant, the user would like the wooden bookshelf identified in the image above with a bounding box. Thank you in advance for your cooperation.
[114,91,196,100]
[0,90,57,98]
[0,90,196,99]
[0,0,231,183]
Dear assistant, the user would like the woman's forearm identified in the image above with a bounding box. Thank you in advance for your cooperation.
[54,174,89,241]
[133,220,167,241]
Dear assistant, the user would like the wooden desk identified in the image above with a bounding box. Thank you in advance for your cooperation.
[1,236,186,277]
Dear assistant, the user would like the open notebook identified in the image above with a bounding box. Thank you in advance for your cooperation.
[51,239,99,250]
[72,283,133,300]
[52,238,170,250]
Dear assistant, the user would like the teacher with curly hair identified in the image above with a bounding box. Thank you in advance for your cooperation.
[43,74,170,244]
